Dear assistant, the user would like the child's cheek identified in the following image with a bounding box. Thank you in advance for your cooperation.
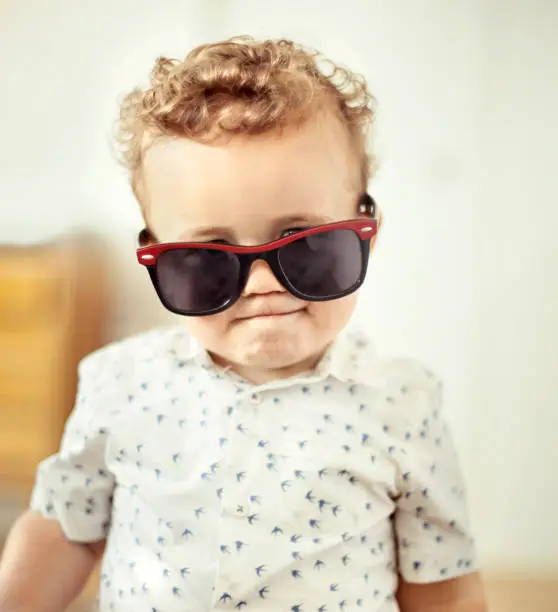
[307,293,359,330]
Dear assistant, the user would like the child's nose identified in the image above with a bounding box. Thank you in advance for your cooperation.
[242,260,285,296]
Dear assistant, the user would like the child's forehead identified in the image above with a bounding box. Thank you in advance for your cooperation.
[142,117,360,240]
[148,185,355,244]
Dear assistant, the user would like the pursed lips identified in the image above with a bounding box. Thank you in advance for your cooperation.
[234,295,308,321]
[237,306,306,320]
[241,310,304,320]
[254,311,301,318]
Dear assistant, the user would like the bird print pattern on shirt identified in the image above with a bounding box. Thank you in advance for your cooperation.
[30,326,476,612]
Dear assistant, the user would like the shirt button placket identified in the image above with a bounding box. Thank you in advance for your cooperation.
[225,390,265,518]
[215,392,261,601]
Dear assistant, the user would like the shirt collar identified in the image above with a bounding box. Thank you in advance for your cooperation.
[173,325,375,387]
[315,327,376,385]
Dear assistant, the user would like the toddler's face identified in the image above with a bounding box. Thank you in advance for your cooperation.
[141,115,368,381]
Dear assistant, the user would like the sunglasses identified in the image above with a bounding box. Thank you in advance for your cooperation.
[137,194,379,317]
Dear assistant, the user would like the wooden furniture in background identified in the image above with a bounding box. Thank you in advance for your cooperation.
[0,233,111,499]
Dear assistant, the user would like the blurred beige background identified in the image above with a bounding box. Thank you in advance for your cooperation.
[0,0,557,609]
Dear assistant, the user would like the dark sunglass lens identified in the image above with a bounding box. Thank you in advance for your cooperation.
[155,248,241,313]
[278,229,364,298]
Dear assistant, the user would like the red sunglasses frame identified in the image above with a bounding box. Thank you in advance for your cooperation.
[136,218,377,265]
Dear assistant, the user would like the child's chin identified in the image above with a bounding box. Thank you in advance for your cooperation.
[233,328,319,367]
[235,313,310,341]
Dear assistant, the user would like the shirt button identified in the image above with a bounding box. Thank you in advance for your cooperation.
[236,504,246,516]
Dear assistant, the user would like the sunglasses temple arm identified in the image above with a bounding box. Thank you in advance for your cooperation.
[138,228,157,248]
[358,193,377,219]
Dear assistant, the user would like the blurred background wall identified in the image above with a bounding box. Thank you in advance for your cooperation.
[0,0,556,580]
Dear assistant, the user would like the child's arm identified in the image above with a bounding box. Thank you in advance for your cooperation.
[0,352,118,611]
[390,365,488,610]
[0,510,103,612]
[396,572,488,611]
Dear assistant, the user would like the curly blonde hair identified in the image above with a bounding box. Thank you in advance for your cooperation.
[114,36,376,201]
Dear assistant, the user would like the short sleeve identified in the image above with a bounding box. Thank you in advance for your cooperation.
[30,353,117,543]
[393,370,477,583]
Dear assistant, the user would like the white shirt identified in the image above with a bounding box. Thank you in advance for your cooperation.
[31,325,477,612]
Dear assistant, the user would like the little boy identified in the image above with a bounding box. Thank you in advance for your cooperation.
[0,37,486,612]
